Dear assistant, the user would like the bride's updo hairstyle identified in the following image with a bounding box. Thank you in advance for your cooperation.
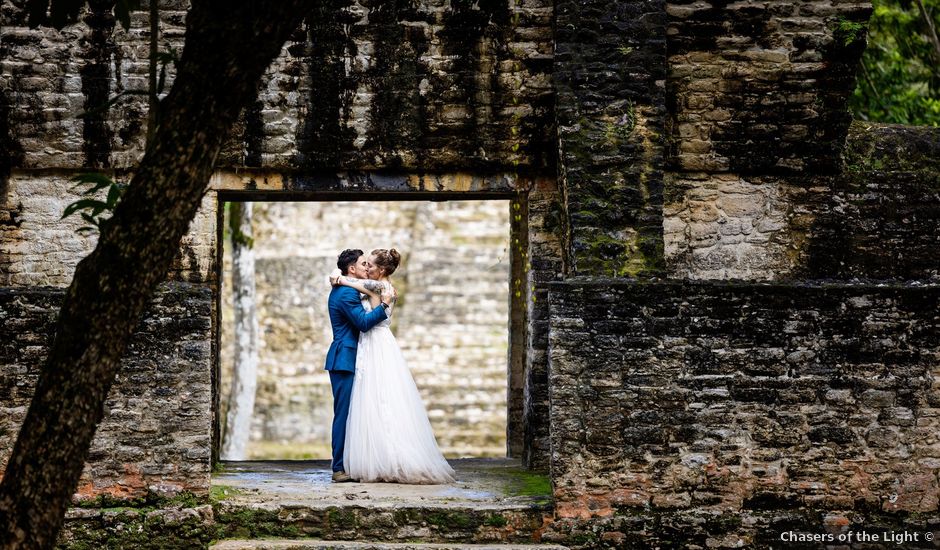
[371,248,401,276]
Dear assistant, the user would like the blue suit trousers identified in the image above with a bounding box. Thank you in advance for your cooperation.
[329,370,354,472]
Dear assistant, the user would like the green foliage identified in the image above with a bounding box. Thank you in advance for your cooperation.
[832,17,868,47]
[850,0,940,126]
[61,173,127,234]
[483,513,508,527]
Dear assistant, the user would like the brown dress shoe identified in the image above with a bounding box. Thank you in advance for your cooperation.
[331,471,358,482]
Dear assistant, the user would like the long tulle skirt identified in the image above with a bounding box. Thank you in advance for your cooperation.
[343,325,456,484]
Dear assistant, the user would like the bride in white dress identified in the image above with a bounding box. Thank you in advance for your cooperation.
[329,248,456,484]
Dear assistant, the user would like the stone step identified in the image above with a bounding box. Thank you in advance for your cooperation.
[211,541,568,550]
[213,503,553,545]
[212,459,553,545]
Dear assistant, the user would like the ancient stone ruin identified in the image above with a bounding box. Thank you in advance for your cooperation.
[2,0,939,548]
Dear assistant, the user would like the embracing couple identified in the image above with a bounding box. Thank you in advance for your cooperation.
[324,248,456,484]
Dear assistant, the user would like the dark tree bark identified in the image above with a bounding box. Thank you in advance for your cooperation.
[0,2,311,548]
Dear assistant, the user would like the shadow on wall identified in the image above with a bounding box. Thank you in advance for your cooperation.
[803,122,940,281]
[219,200,511,459]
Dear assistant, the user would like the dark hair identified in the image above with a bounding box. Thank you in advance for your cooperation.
[371,248,401,276]
[337,249,363,275]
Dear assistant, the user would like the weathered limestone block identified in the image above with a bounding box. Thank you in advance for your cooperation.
[665,122,940,281]
[666,0,872,175]
[0,171,216,287]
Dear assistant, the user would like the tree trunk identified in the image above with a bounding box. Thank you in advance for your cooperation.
[221,202,258,461]
[0,1,311,548]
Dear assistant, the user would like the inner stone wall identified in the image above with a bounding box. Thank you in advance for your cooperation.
[0,283,212,500]
[218,200,511,458]
[0,171,217,287]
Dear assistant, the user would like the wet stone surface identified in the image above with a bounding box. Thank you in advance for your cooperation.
[212,459,551,510]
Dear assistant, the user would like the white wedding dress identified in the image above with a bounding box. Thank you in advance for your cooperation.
[343,286,456,484]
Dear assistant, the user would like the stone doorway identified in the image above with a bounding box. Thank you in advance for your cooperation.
[210,192,531,468]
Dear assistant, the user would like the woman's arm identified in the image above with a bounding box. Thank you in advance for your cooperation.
[383,282,397,317]
[333,275,385,307]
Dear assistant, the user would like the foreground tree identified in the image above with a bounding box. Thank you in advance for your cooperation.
[0,1,311,548]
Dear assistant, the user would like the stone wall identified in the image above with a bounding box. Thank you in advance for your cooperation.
[553,0,667,277]
[546,279,940,545]
[0,282,212,500]
[218,200,512,458]
[665,122,940,281]
[0,171,217,287]
[0,0,554,173]
[665,0,871,175]
[803,123,940,281]
[6,2,940,547]
[522,177,564,469]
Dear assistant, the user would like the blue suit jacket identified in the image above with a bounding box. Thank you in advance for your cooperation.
[324,285,388,372]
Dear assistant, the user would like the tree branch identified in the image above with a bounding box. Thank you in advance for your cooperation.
[915,0,940,68]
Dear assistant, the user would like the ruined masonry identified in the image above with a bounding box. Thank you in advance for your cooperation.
[1,0,940,548]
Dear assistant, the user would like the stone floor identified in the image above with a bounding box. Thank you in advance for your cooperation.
[211,458,552,510]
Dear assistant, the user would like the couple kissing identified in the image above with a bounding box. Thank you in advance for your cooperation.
[324,248,456,484]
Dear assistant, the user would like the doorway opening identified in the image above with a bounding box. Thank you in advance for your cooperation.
[213,197,524,462]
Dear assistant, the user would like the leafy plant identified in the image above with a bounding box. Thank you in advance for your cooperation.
[61,173,127,234]
[850,0,940,126]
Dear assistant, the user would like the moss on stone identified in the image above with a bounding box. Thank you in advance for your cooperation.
[58,508,216,550]
[215,506,303,540]
[502,468,552,498]
[326,506,358,527]
[73,489,206,511]
[209,484,244,503]
[578,230,664,278]
[425,510,478,530]
[484,513,509,527]
[842,120,940,178]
